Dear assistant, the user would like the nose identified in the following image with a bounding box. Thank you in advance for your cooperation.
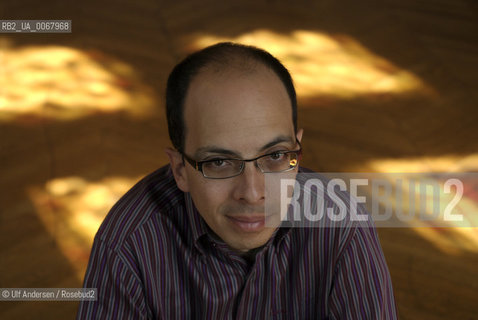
[232,161,265,204]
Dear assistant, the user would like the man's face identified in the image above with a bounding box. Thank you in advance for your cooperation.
[178,65,301,253]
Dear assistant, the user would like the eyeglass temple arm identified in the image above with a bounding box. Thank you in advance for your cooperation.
[181,153,199,170]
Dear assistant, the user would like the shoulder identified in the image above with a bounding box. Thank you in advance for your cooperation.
[294,166,377,257]
[94,164,184,250]
[298,166,314,173]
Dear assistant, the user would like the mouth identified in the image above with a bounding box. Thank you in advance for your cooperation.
[226,215,268,232]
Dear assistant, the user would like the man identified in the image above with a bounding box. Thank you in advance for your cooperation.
[78,42,397,319]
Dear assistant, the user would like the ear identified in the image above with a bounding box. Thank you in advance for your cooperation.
[296,128,304,143]
[164,147,189,192]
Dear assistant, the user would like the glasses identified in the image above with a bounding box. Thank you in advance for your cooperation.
[182,141,302,179]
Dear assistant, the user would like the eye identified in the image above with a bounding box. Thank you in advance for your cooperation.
[204,158,234,168]
[212,159,225,167]
[269,151,285,160]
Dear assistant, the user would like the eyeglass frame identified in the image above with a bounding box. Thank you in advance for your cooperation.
[181,140,302,179]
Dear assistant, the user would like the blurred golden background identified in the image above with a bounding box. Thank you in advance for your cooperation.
[1,0,477,318]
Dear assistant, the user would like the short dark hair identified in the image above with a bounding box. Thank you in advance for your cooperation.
[166,42,297,153]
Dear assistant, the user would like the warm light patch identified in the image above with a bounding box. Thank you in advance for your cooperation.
[191,29,429,99]
[0,41,155,121]
[27,175,141,280]
[368,153,478,173]
[413,227,478,255]
[367,154,478,255]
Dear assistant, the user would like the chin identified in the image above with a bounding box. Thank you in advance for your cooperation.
[239,237,269,251]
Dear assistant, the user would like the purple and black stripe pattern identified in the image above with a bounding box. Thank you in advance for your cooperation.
[77,165,397,319]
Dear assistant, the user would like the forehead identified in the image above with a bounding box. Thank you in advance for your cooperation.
[183,65,295,156]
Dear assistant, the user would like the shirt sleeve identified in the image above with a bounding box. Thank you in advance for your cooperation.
[77,237,149,319]
[328,226,398,319]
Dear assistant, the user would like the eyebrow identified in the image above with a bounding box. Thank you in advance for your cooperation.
[193,135,296,159]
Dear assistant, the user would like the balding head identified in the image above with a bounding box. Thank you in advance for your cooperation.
[166,42,297,153]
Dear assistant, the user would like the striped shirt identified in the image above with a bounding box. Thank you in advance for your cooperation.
[77,165,397,319]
